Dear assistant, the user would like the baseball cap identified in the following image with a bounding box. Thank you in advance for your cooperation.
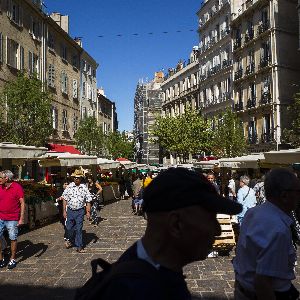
[143,168,242,215]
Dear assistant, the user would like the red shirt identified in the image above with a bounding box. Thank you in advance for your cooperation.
[0,182,24,221]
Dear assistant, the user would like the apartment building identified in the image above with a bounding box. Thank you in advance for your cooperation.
[97,88,118,134]
[161,48,199,117]
[0,0,98,145]
[133,72,163,164]
[231,0,300,152]
[47,13,81,144]
[197,0,232,117]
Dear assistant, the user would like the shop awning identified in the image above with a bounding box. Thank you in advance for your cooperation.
[193,160,220,170]
[47,143,82,155]
[262,149,300,166]
[97,158,120,169]
[219,154,264,169]
[0,142,47,165]
[38,152,97,167]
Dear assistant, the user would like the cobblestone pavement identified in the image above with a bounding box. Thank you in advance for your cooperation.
[1,199,300,300]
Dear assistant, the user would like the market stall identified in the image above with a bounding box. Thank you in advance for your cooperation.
[262,148,300,168]
[193,160,220,171]
[219,153,265,169]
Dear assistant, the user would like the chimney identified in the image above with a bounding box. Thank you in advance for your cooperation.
[50,12,69,34]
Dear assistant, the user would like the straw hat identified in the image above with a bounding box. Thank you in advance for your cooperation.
[71,169,85,178]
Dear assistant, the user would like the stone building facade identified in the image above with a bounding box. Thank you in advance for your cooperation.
[231,0,300,152]
[161,48,199,117]
[134,72,163,164]
[0,0,99,145]
[197,0,232,118]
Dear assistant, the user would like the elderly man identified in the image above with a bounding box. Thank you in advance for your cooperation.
[233,168,300,300]
[62,169,92,253]
[92,168,242,300]
[236,175,256,225]
[0,170,25,269]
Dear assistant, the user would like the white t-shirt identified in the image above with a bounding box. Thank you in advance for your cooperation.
[228,179,235,197]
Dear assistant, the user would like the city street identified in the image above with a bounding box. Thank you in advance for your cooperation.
[1,198,300,300]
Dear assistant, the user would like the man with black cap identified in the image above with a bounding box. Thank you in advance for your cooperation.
[97,168,242,300]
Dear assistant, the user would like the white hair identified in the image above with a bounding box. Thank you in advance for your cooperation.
[240,175,250,186]
[2,170,14,181]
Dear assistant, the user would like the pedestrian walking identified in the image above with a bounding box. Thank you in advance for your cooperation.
[82,168,242,300]
[87,176,102,226]
[233,168,300,300]
[0,170,25,269]
[61,169,92,253]
[253,175,266,205]
[236,175,256,225]
[132,174,144,215]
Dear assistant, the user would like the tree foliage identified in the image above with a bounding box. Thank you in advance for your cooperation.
[152,109,212,161]
[282,92,300,148]
[74,117,104,156]
[105,131,134,160]
[211,109,247,158]
[0,72,52,146]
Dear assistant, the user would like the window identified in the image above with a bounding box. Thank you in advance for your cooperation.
[6,38,19,69]
[82,60,87,72]
[28,51,39,76]
[92,69,96,78]
[72,54,78,68]
[30,17,41,40]
[72,79,78,99]
[73,113,78,133]
[51,106,58,129]
[82,82,86,98]
[7,0,23,27]
[61,71,68,94]
[62,110,68,131]
[0,33,4,63]
[87,64,92,76]
[61,44,67,61]
[82,107,87,118]
[19,45,24,70]
[48,64,55,88]
[48,32,55,50]
[87,83,91,100]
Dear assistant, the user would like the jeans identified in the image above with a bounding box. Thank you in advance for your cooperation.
[66,208,85,248]
[0,220,18,240]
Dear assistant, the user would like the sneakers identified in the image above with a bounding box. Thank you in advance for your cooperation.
[0,259,5,268]
[7,259,16,270]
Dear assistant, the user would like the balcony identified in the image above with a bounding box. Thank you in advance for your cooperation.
[261,132,273,143]
[234,101,244,111]
[233,38,242,50]
[222,59,232,68]
[260,91,272,104]
[234,68,243,80]
[245,62,255,75]
[247,97,256,109]
[200,74,207,82]
[221,28,230,38]
[248,134,258,144]
[259,56,271,69]
[257,21,270,35]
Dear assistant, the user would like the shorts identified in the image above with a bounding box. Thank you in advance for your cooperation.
[134,199,143,206]
[0,220,18,241]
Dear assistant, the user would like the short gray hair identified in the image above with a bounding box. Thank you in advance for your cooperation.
[265,168,298,200]
[240,175,250,186]
[2,170,14,181]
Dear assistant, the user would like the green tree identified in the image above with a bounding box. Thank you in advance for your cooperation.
[105,131,134,160]
[152,110,212,162]
[0,72,52,146]
[74,117,104,156]
[282,91,300,147]
[211,109,247,158]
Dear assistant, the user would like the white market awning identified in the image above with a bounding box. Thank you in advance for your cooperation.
[193,160,220,170]
[119,160,137,169]
[263,149,300,166]
[38,152,98,167]
[0,142,47,159]
[97,158,120,169]
[219,154,265,169]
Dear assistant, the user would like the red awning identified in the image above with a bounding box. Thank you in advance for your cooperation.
[47,144,82,155]
[116,157,130,162]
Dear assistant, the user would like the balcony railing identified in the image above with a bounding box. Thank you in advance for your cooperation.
[234,68,243,80]
[259,56,271,69]
[248,134,258,144]
[221,28,230,38]
[247,97,256,109]
[244,29,254,43]
[222,59,232,68]
[261,132,273,143]
[260,91,272,104]
[233,38,242,50]
[245,62,255,75]
[257,21,270,35]
[234,102,244,111]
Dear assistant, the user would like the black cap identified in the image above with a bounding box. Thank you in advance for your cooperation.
[143,168,242,215]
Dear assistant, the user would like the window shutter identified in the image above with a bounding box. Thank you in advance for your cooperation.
[19,46,24,70]
[61,72,64,93]
[0,33,3,63]
[28,51,32,74]
[7,0,12,19]
[73,79,77,98]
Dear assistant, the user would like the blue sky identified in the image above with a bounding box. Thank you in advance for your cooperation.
[45,0,202,131]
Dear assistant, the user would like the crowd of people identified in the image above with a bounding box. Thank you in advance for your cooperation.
[1,166,300,300]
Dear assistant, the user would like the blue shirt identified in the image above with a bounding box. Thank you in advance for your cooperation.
[236,185,256,218]
[233,201,296,292]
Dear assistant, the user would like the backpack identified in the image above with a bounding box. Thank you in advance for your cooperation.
[75,258,168,300]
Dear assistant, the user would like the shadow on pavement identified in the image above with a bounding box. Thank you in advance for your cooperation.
[16,240,48,263]
[0,284,75,300]
[82,230,99,246]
